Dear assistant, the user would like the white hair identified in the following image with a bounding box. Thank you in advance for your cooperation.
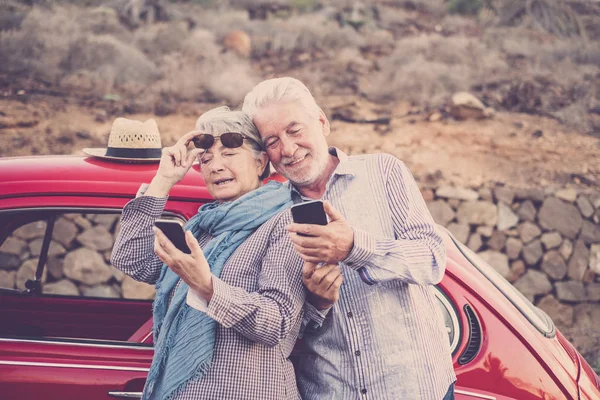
[242,77,321,120]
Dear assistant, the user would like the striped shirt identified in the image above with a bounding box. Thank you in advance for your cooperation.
[295,148,456,400]
[111,196,305,400]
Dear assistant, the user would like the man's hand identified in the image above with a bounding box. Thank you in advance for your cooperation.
[153,227,213,301]
[288,201,354,264]
[302,262,343,311]
[145,131,205,197]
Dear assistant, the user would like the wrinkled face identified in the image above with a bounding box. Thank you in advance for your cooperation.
[199,140,267,203]
[252,102,330,188]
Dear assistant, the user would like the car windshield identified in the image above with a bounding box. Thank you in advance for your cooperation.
[450,235,555,337]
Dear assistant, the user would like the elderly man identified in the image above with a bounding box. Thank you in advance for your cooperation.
[242,77,456,400]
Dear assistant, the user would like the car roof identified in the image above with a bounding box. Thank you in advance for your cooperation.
[0,155,211,201]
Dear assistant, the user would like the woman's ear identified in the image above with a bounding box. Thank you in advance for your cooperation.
[256,151,269,177]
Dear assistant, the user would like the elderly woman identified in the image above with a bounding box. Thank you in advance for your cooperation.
[111,106,305,400]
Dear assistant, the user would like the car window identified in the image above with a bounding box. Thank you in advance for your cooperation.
[1,212,156,300]
[450,235,555,338]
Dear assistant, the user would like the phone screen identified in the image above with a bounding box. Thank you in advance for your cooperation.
[155,219,191,254]
[291,200,327,236]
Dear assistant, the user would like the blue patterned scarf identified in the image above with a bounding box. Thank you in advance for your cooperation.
[142,181,292,400]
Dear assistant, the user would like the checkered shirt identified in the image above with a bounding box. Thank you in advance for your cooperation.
[111,195,305,400]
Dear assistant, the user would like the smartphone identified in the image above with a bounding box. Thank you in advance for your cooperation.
[154,219,191,254]
[290,200,328,236]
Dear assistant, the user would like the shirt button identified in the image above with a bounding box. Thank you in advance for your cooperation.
[355,350,361,356]
[361,388,367,395]
[347,311,353,318]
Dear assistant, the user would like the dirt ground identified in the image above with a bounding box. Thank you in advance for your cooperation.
[2,93,598,189]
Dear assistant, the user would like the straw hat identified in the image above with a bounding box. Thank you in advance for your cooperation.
[83,118,162,162]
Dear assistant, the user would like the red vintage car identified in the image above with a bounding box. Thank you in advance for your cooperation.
[0,155,599,400]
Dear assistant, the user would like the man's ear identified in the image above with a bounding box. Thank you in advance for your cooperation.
[319,109,331,137]
[256,151,269,176]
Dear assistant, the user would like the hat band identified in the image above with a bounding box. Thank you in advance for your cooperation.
[105,147,162,159]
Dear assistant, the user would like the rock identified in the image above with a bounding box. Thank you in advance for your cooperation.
[121,275,155,300]
[457,201,498,226]
[590,244,600,275]
[0,270,16,289]
[580,221,600,244]
[517,200,537,222]
[43,280,80,296]
[63,248,113,285]
[0,237,28,256]
[53,218,78,247]
[427,111,442,122]
[576,196,595,218]
[541,250,567,280]
[476,225,494,238]
[591,193,600,209]
[77,226,114,251]
[514,188,545,203]
[523,239,543,266]
[555,188,578,203]
[0,253,21,270]
[447,223,470,243]
[518,222,542,243]
[467,233,483,252]
[560,239,573,260]
[538,197,583,240]
[556,281,586,302]
[421,189,434,202]
[448,199,461,209]
[536,295,574,327]
[477,251,510,278]
[223,30,251,58]
[497,203,519,231]
[563,304,600,365]
[16,259,47,291]
[65,214,93,230]
[47,257,64,279]
[487,231,506,251]
[449,92,494,120]
[505,228,519,237]
[90,214,119,230]
[595,209,600,224]
[540,232,562,250]
[507,260,526,282]
[13,221,47,240]
[587,283,600,301]
[436,186,479,201]
[568,239,589,281]
[28,239,66,258]
[514,270,552,302]
[494,187,515,205]
[505,237,523,260]
[81,284,120,298]
[427,201,455,226]
[111,266,126,282]
[478,188,493,201]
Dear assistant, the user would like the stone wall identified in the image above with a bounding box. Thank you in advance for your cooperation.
[422,184,600,371]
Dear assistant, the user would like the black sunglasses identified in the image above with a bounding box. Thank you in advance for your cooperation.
[192,132,254,150]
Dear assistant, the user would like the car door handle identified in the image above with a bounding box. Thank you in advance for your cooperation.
[107,392,142,399]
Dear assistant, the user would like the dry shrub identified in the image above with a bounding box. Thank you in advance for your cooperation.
[62,35,159,90]
[134,20,190,59]
[364,34,509,105]
[0,6,83,81]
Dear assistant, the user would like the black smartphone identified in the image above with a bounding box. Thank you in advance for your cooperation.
[290,200,328,236]
[154,219,191,254]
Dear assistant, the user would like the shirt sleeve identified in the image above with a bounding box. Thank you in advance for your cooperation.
[299,301,331,337]
[202,211,306,348]
[343,157,446,286]
[110,189,168,285]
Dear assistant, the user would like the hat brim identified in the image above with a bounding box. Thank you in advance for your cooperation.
[82,148,161,163]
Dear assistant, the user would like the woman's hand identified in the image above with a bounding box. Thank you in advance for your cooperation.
[153,227,213,301]
[146,131,205,197]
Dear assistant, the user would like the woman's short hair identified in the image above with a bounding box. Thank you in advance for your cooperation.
[242,77,321,120]
[195,106,270,180]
